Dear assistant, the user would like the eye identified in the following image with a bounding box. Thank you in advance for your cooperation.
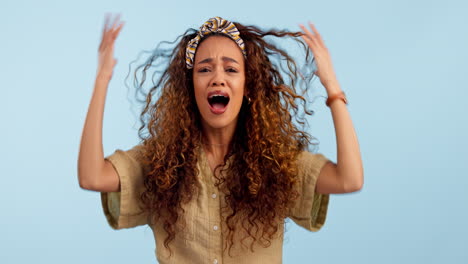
[226,67,238,73]
[198,67,210,73]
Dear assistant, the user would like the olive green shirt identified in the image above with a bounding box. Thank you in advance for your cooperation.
[101,144,330,263]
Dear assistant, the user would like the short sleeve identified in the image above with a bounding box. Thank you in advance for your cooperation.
[100,144,149,230]
[288,151,331,232]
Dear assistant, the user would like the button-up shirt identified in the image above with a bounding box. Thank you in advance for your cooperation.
[101,144,330,263]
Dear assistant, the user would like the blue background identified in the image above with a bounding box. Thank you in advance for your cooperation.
[1,0,467,263]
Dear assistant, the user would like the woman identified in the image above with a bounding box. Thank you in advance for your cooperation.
[78,14,363,263]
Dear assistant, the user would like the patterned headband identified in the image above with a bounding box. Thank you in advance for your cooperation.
[185,16,247,69]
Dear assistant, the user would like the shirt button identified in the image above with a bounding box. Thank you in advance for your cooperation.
[213,225,219,231]
[211,193,217,199]
[213,259,218,264]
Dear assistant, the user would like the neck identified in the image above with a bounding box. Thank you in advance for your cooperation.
[201,122,236,159]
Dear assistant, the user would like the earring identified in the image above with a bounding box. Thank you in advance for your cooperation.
[244,96,251,104]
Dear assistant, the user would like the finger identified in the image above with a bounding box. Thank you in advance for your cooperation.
[299,25,317,47]
[299,24,318,46]
[300,34,317,54]
[308,22,325,46]
[111,13,122,30]
[99,14,111,50]
[299,24,316,39]
[102,14,116,47]
[101,31,111,53]
[112,22,125,40]
[110,15,123,43]
[104,15,120,47]
[103,13,111,33]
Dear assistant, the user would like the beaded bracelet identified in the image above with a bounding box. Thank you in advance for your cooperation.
[326,91,348,107]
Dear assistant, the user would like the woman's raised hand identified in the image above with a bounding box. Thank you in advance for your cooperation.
[97,14,124,81]
[299,22,340,94]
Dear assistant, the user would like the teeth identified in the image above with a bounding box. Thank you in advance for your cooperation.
[208,94,228,99]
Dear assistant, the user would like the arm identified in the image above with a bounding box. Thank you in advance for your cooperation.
[77,14,125,192]
[316,81,363,194]
[299,23,364,194]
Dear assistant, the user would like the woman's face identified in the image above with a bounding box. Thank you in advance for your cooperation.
[193,36,246,131]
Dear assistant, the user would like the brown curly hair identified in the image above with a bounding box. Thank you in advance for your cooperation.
[130,19,319,256]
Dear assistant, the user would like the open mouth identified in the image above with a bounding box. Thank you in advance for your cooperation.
[207,91,230,114]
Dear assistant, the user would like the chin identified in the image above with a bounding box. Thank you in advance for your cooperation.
[201,113,238,130]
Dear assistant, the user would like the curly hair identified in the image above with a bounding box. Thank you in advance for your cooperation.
[131,20,319,256]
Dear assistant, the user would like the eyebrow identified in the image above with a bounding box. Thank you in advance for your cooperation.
[197,56,239,65]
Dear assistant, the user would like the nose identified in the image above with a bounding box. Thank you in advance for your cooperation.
[211,68,225,87]
[212,80,225,86]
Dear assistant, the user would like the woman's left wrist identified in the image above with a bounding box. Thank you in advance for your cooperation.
[325,83,341,95]
[321,78,340,94]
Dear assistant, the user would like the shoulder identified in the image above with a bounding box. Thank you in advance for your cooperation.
[296,151,330,174]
